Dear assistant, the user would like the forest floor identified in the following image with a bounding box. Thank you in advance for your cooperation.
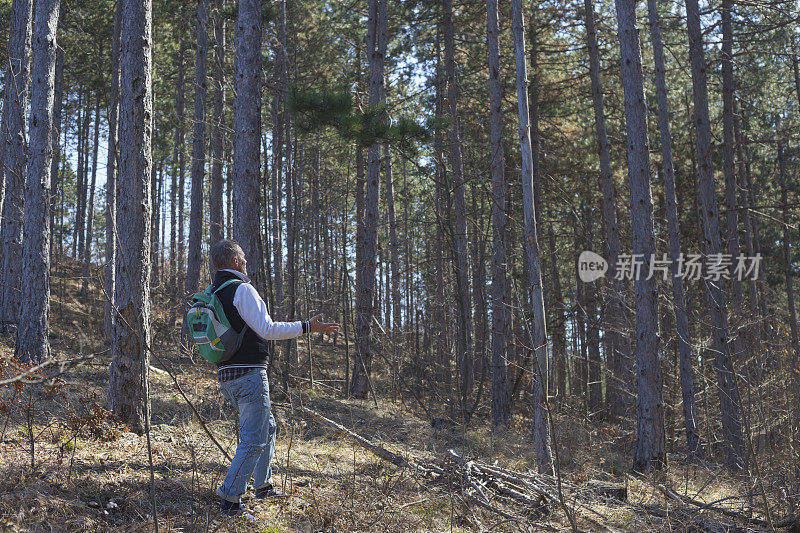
[0,259,793,532]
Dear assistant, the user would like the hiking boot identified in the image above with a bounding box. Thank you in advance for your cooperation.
[219,499,256,520]
[254,484,284,499]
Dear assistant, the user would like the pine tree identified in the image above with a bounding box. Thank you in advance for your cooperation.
[685,0,745,470]
[0,0,33,336]
[108,0,153,435]
[486,0,509,430]
[231,0,264,288]
[614,0,664,472]
[646,0,702,458]
[16,0,61,363]
[511,0,552,475]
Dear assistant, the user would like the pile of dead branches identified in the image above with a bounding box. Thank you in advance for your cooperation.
[294,404,800,532]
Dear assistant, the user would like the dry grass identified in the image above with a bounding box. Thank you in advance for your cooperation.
[0,260,794,532]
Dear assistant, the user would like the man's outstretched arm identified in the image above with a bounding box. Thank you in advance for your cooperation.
[233,283,302,340]
[233,284,340,340]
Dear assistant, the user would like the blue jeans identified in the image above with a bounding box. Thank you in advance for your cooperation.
[216,369,276,503]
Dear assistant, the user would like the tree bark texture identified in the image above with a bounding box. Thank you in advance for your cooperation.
[646,0,702,459]
[15,0,60,363]
[511,0,552,475]
[232,0,264,289]
[0,0,33,335]
[187,0,208,294]
[615,0,665,472]
[108,0,153,436]
[685,0,745,470]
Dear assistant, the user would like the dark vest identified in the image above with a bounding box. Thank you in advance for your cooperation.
[210,270,271,369]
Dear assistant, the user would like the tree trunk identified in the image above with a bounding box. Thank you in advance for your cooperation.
[151,162,161,284]
[187,0,208,294]
[614,0,664,472]
[548,223,567,401]
[582,0,628,418]
[232,0,264,288]
[76,94,90,262]
[48,39,63,260]
[441,0,473,418]
[108,0,153,435]
[432,31,449,394]
[209,0,225,244]
[646,0,702,459]
[104,0,121,342]
[81,93,100,302]
[272,0,287,385]
[720,0,746,367]
[351,0,386,399]
[583,204,602,414]
[172,41,186,287]
[0,0,33,335]
[733,108,760,342]
[384,143,401,333]
[777,135,800,477]
[15,0,60,362]
[471,190,488,403]
[511,0,552,475]
[285,137,298,377]
[685,0,745,470]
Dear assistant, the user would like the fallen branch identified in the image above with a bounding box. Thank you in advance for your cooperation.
[658,484,797,530]
[291,404,411,468]
[0,354,96,386]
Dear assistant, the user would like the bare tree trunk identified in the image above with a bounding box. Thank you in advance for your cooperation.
[384,143,401,333]
[582,0,628,418]
[351,0,386,399]
[614,0,664,472]
[81,93,100,302]
[574,226,588,407]
[432,31,449,394]
[441,0,473,418]
[272,0,288,384]
[646,0,702,459]
[548,223,567,401]
[583,204,602,414]
[511,0,552,475]
[108,0,153,435]
[733,109,759,340]
[169,161,177,284]
[777,135,800,476]
[471,191,488,403]
[285,138,298,376]
[74,93,88,260]
[151,162,161,285]
[720,0,746,367]
[104,0,122,342]
[172,41,186,287]
[209,0,225,244]
[187,0,208,294]
[0,0,33,335]
[685,0,745,470]
[15,0,60,362]
[48,40,63,260]
[232,0,264,288]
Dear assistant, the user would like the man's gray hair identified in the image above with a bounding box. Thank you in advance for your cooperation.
[210,240,243,271]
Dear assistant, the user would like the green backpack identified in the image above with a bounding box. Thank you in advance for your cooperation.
[186,279,249,363]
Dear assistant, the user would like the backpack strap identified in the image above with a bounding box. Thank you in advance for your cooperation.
[211,278,250,336]
[212,278,244,294]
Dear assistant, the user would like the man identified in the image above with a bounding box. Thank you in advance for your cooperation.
[207,240,338,516]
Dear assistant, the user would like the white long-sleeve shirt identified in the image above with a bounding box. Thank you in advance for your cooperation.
[221,269,303,340]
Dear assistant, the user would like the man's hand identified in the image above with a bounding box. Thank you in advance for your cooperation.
[308,313,339,334]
